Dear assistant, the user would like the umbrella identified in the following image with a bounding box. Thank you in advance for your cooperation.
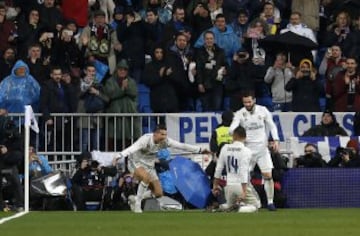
[258,31,318,52]
[258,31,318,66]
[169,156,211,209]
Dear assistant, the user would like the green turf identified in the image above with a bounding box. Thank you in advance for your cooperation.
[1,209,360,236]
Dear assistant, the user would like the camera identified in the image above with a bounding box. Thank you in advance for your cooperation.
[89,160,100,169]
[338,147,352,156]
[301,70,310,77]
[238,52,248,59]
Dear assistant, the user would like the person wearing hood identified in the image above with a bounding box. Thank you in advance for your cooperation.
[0,60,40,113]
[142,45,178,114]
[285,58,324,112]
[302,109,348,137]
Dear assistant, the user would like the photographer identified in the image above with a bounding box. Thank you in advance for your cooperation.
[71,152,117,210]
[294,143,327,168]
[285,59,324,112]
[0,116,24,211]
[328,139,360,168]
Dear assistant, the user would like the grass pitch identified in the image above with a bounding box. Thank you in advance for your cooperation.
[1,209,360,236]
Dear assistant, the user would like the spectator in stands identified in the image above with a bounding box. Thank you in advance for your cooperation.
[195,13,241,65]
[52,27,84,80]
[221,0,251,23]
[162,5,191,47]
[324,11,353,57]
[328,139,360,168]
[259,1,280,35]
[143,8,165,56]
[139,0,172,25]
[24,43,50,86]
[0,60,41,113]
[0,4,16,54]
[319,44,346,79]
[264,52,293,112]
[164,32,196,111]
[225,48,252,111]
[285,59,323,112]
[280,11,317,43]
[302,109,348,137]
[80,9,122,75]
[230,8,249,45]
[0,47,16,82]
[188,2,212,45]
[77,63,106,152]
[279,11,317,63]
[194,30,227,111]
[102,59,141,150]
[328,56,360,112]
[39,66,77,151]
[142,45,178,113]
[38,0,63,33]
[110,6,124,30]
[16,8,46,59]
[207,0,223,23]
[71,151,117,210]
[116,10,146,83]
[347,14,360,59]
[294,143,327,168]
[319,44,346,110]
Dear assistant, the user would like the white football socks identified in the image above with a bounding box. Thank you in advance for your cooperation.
[264,178,274,205]
[136,181,149,201]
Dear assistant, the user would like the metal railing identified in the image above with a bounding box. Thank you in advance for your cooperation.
[6,113,166,175]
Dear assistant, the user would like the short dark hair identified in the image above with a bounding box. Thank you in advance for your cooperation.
[242,90,255,99]
[154,124,167,132]
[233,125,246,139]
[215,13,226,20]
[146,8,158,16]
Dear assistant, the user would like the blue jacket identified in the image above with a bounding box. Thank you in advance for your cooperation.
[0,60,41,113]
[194,26,241,65]
[29,155,53,177]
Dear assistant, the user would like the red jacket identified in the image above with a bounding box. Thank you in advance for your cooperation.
[61,0,88,28]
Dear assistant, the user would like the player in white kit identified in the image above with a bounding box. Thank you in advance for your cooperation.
[229,91,279,211]
[213,125,261,213]
[117,124,211,213]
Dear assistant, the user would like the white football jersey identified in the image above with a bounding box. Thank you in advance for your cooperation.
[214,141,252,185]
[119,133,201,167]
[229,105,279,146]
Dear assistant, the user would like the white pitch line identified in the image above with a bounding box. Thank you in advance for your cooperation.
[0,211,28,225]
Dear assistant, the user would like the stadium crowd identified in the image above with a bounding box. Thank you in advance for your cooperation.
[1,0,360,212]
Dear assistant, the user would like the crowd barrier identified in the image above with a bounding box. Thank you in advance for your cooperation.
[282,168,360,208]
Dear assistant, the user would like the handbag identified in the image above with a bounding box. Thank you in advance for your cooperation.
[84,94,106,113]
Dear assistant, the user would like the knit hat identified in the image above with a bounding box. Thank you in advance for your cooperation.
[346,139,359,152]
